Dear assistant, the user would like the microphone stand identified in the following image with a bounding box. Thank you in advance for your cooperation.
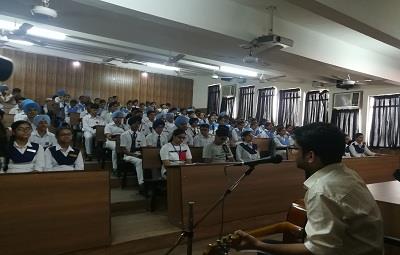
[164,164,255,255]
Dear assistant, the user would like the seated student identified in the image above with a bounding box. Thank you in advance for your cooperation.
[344,134,352,157]
[82,103,105,160]
[174,115,193,145]
[29,115,57,150]
[185,117,199,146]
[105,111,129,171]
[8,96,25,115]
[163,112,176,139]
[257,121,275,138]
[14,99,41,128]
[4,120,44,173]
[203,125,234,163]
[44,127,84,171]
[274,125,295,158]
[208,112,218,135]
[146,119,168,148]
[141,109,156,136]
[193,123,214,147]
[160,128,192,176]
[236,130,260,162]
[231,119,245,144]
[349,133,383,157]
[120,116,147,188]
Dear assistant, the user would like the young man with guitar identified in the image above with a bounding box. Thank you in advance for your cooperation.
[233,123,383,255]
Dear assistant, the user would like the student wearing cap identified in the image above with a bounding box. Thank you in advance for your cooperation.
[120,116,147,188]
[193,123,214,147]
[146,119,168,148]
[231,119,245,144]
[164,113,176,138]
[236,130,260,162]
[185,118,199,146]
[101,101,119,124]
[29,115,57,150]
[44,127,84,171]
[203,125,234,163]
[4,120,44,173]
[105,110,129,171]
[14,99,41,125]
[174,115,192,145]
[82,103,105,160]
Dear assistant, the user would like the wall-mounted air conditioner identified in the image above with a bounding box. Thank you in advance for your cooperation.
[221,85,236,97]
[333,91,362,109]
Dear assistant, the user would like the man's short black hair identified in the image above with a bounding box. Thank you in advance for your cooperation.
[199,123,209,129]
[294,122,345,166]
[215,125,229,137]
[354,133,364,139]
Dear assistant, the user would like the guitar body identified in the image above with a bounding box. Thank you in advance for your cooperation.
[203,199,307,255]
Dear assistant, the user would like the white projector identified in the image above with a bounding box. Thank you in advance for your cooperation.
[250,34,293,49]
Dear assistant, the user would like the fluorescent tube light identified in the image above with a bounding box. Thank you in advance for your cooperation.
[8,39,34,46]
[179,60,219,71]
[0,20,20,31]
[27,27,66,40]
[220,66,258,77]
[145,62,180,71]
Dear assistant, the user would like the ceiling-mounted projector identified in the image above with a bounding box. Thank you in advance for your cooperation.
[31,5,58,18]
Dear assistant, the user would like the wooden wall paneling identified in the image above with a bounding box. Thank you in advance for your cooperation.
[0,49,193,106]
[186,79,193,107]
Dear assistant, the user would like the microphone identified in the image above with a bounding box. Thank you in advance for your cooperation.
[0,56,13,82]
[233,155,283,167]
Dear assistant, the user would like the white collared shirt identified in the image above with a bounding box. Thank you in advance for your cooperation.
[349,141,376,157]
[193,133,214,147]
[29,130,57,149]
[44,144,84,171]
[8,105,21,115]
[235,142,260,162]
[303,163,383,255]
[146,132,168,148]
[120,129,147,155]
[13,112,27,122]
[104,121,128,138]
[6,141,45,173]
[82,114,105,133]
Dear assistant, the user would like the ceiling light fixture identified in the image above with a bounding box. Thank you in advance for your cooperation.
[8,39,34,46]
[220,66,258,77]
[0,20,20,31]
[141,72,148,78]
[145,62,180,71]
[72,61,81,68]
[27,27,66,40]
[179,60,219,71]
[211,73,219,79]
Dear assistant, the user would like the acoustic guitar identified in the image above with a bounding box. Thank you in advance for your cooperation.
[203,199,307,255]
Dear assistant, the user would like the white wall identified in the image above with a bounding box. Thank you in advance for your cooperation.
[191,74,400,135]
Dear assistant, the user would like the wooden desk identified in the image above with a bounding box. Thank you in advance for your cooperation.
[0,171,110,255]
[368,181,400,254]
[167,156,399,229]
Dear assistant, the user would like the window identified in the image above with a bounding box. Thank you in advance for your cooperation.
[369,94,400,147]
[255,87,275,123]
[278,88,301,126]
[303,90,329,124]
[207,84,220,114]
[220,96,235,118]
[237,86,255,120]
[331,109,359,139]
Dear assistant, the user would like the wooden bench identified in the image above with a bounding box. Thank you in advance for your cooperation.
[0,170,110,255]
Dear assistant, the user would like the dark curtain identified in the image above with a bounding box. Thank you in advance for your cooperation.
[255,87,275,123]
[237,86,255,120]
[303,90,329,124]
[331,109,359,139]
[369,94,400,148]
[277,88,301,126]
[207,84,220,114]
[220,97,235,118]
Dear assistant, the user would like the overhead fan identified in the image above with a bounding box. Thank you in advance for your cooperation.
[255,74,286,83]
[332,74,373,85]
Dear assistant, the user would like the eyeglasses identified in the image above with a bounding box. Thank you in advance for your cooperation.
[16,127,32,132]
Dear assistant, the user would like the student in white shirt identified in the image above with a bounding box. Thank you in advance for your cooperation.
[44,127,84,171]
[14,99,41,127]
[164,113,176,139]
[349,133,383,157]
[231,119,245,144]
[273,125,295,158]
[146,119,168,148]
[233,123,383,254]
[4,120,44,173]
[174,115,192,145]
[193,123,214,147]
[185,118,199,146]
[104,111,128,170]
[30,115,57,150]
[160,128,192,176]
[120,116,147,188]
[236,130,260,162]
[82,103,105,160]
[141,109,156,136]
[101,101,119,124]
